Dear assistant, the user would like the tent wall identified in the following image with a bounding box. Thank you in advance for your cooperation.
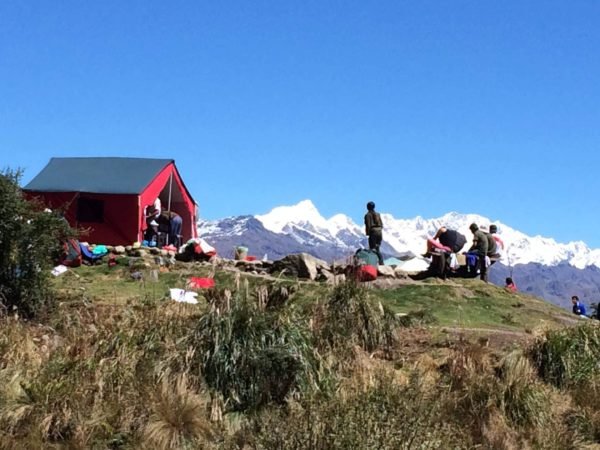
[25,192,139,245]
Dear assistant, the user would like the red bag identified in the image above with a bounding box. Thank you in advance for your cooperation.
[356,265,377,282]
[188,277,215,289]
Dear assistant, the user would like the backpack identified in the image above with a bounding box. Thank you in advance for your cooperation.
[353,249,379,282]
[354,249,380,267]
[61,239,82,267]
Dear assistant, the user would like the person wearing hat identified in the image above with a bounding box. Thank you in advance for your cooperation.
[364,201,384,265]
[467,223,489,281]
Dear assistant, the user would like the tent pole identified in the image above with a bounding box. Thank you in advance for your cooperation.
[167,172,173,213]
[167,172,173,244]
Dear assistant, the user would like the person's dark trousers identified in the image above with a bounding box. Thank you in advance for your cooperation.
[368,228,384,265]
[169,215,183,246]
[478,252,488,282]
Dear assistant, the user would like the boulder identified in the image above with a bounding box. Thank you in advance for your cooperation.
[125,245,133,253]
[160,249,169,257]
[272,253,329,280]
[317,268,335,283]
[377,265,396,278]
[114,246,126,255]
[149,247,160,255]
[260,260,274,270]
[132,242,141,249]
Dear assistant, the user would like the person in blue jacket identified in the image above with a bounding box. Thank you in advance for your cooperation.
[571,295,587,317]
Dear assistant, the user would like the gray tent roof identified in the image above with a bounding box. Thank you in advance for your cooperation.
[24,157,175,194]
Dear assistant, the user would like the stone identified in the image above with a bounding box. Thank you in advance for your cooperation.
[260,260,274,269]
[160,249,169,257]
[150,247,160,255]
[272,253,329,280]
[334,274,346,284]
[125,245,133,253]
[114,246,126,255]
[377,265,396,278]
[132,242,141,249]
[317,268,335,283]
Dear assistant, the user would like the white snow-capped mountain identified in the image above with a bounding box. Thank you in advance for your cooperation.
[255,200,364,248]
[200,199,600,269]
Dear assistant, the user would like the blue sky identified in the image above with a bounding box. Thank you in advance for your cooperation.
[1,1,599,246]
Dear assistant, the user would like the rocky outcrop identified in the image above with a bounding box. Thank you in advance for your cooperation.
[272,253,329,280]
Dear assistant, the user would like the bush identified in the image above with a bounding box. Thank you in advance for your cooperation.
[529,322,600,388]
[191,286,320,413]
[0,169,72,317]
[315,281,398,356]
[246,373,470,450]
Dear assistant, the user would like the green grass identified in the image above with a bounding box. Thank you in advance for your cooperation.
[375,280,572,331]
[51,261,572,332]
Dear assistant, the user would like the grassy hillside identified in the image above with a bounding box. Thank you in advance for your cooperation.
[52,261,574,333]
[0,259,596,449]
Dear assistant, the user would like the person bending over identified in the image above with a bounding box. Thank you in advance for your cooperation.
[423,226,466,257]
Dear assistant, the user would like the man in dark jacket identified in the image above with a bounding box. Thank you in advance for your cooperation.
[468,223,489,281]
[364,201,384,265]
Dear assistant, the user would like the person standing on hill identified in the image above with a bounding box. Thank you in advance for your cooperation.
[364,201,384,265]
[467,223,489,281]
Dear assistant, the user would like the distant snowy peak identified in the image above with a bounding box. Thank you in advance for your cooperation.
[256,199,325,233]
[256,199,363,247]
[248,200,600,269]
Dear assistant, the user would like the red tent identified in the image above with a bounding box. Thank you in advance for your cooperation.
[24,157,198,246]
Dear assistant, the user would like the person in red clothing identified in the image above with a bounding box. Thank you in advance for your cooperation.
[505,277,517,292]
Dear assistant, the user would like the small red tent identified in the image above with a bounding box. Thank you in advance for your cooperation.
[24,157,198,246]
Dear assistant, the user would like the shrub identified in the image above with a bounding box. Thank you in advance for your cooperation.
[529,322,600,388]
[498,351,549,428]
[144,374,214,449]
[315,281,398,355]
[0,169,72,317]
[191,287,319,413]
[246,373,471,450]
[567,376,600,443]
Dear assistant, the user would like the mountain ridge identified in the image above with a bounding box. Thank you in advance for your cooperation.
[200,199,600,269]
[198,200,600,309]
